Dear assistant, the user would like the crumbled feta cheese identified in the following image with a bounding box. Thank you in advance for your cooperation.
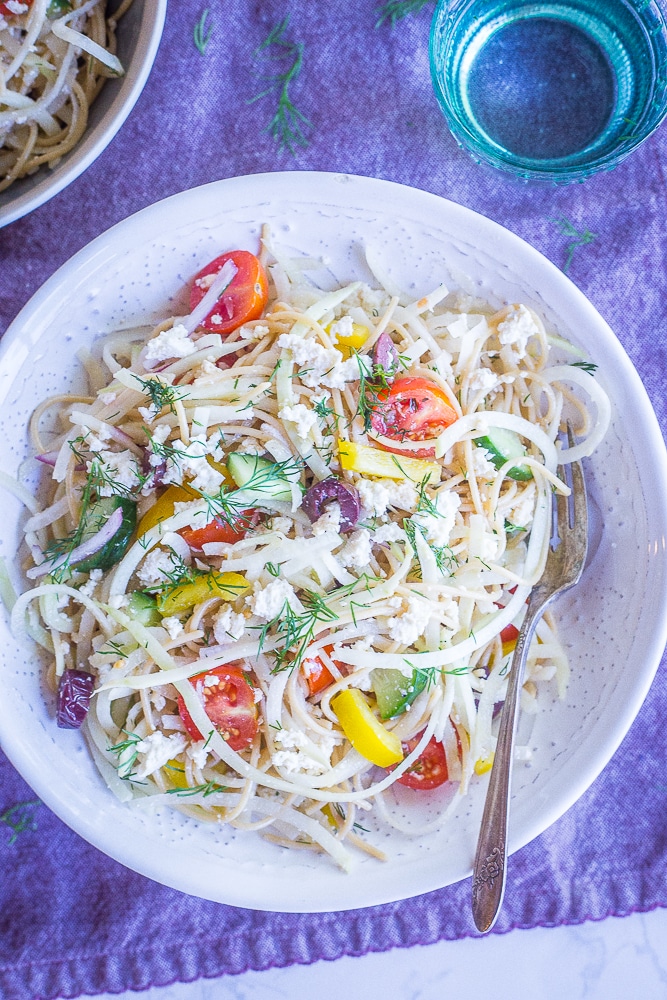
[161,435,224,493]
[278,333,340,373]
[508,481,536,528]
[387,595,432,646]
[136,548,175,587]
[79,568,103,599]
[108,594,130,609]
[138,405,159,424]
[329,315,354,343]
[134,731,186,780]
[144,324,197,367]
[213,605,246,644]
[467,367,499,396]
[246,578,298,620]
[497,305,540,362]
[271,727,338,774]
[373,522,405,545]
[172,500,209,531]
[78,423,111,453]
[338,528,372,568]
[186,740,211,770]
[6,1,28,13]
[90,449,141,497]
[162,616,184,641]
[438,594,460,632]
[192,358,224,386]
[278,403,318,439]
[267,515,293,535]
[311,501,341,536]
[471,447,497,479]
[356,477,418,517]
[468,513,499,562]
[411,490,460,547]
[235,437,264,456]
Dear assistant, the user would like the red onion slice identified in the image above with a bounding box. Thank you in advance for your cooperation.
[302,478,360,532]
[372,332,399,375]
[27,506,124,580]
[57,669,95,729]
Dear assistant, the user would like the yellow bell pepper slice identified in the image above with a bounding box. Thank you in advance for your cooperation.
[338,440,441,485]
[157,571,250,616]
[331,689,403,767]
[329,322,369,357]
[164,758,189,789]
[137,484,198,537]
[474,751,495,776]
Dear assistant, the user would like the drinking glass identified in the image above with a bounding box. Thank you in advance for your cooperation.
[429,0,667,182]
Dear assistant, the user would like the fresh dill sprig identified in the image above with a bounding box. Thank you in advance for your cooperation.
[353,351,394,432]
[166,780,228,798]
[0,799,41,845]
[133,375,188,415]
[256,590,339,673]
[266,562,281,577]
[570,360,598,375]
[200,455,304,526]
[249,17,312,154]
[404,517,458,576]
[193,8,213,55]
[108,730,143,781]
[551,217,597,274]
[97,639,128,659]
[375,0,433,27]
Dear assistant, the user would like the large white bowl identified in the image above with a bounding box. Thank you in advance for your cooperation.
[1,172,666,912]
[0,0,166,229]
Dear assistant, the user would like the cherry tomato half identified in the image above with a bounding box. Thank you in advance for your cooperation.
[177,664,258,750]
[180,510,257,550]
[0,0,32,14]
[370,377,458,458]
[396,734,450,790]
[189,250,269,335]
[302,646,337,697]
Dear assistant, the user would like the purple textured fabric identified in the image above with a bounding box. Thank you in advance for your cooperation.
[1,2,667,998]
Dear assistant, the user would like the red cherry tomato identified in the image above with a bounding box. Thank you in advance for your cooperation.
[302,646,337,697]
[180,510,257,550]
[177,664,258,750]
[396,734,451,790]
[370,377,458,458]
[0,0,32,13]
[189,250,269,335]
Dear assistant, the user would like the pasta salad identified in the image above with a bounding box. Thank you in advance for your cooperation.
[9,233,610,870]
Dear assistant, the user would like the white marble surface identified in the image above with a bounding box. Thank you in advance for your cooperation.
[86,907,667,1000]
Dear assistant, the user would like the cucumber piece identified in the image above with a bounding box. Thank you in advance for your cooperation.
[75,496,136,572]
[371,667,428,720]
[474,429,533,481]
[227,453,293,503]
[127,591,162,627]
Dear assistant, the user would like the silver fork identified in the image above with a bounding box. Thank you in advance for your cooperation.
[471,425,588,934]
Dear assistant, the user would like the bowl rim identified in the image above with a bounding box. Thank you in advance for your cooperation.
[0,0,167,229]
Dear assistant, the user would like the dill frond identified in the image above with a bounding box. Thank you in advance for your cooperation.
[249,17,312,154]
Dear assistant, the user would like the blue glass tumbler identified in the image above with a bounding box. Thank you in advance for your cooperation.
[429,0,667,182]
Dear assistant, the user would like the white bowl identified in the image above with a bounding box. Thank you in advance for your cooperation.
[1,172,666,912]
[0,0,166,229]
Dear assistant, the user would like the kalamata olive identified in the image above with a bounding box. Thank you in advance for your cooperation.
[302,477,361,532]
[57,669,95,729]
[371,332,399,375]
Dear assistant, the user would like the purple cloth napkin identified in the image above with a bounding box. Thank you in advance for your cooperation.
[2,2,667,998]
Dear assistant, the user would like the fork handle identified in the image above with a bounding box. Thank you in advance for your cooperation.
[471,595,547,933]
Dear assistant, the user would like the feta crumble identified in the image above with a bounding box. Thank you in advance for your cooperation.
[213,605,246,644]
[134,731,186,780]
[356,477,418,518]
[338,528,372,568]
[246,578,298,620]
[387,595,432,646]
[144,324,197,367]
